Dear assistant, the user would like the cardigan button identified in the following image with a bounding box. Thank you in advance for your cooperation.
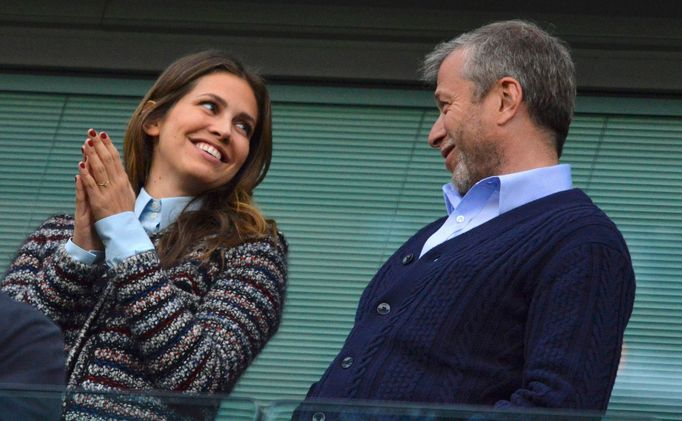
[341,356,354,369]
[377,302,391,315]
[312,412,326,421]
[401,253,414,265]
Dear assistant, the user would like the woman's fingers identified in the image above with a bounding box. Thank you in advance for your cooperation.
[78,129,136,221]
[84,128,129,185]
[100,131,127,177]
[84,129,123,179]
[73,173,103,251]
[83,134,112,187]
[75,174,85,211]
[78,159,99,192]
[77,181,104,250]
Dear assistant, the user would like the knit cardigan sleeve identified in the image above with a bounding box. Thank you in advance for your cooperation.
[496,231,636,410]
[1,215,105,333]
[110,233,288,393]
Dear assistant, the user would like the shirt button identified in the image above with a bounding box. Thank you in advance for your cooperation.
[401,253,414,265]
[341,356,354,369]
[377,302,391,315]
[150,212,159,220]
[150,201,161,211]
[455,215,465,223]
[312,412,326,421]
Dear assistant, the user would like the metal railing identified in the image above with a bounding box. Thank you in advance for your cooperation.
[0,385,657,421]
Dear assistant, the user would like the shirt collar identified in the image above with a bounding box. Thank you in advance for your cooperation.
[134,188,203,231]
[442,164,573,215]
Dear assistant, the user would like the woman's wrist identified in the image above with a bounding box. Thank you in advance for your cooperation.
[94,212,154,266]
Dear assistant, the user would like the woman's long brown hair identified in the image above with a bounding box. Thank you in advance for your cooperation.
[124,50,276,267]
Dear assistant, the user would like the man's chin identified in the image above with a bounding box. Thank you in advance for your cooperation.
[451,179,470,196]
[451,164,472,196]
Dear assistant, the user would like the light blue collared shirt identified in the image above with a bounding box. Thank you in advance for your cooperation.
[419,164,573,257]
[65,188,200,266]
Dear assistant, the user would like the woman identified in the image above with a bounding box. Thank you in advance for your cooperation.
[1,50,287,419]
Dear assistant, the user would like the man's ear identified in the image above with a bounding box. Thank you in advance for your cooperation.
[495,77,523,125]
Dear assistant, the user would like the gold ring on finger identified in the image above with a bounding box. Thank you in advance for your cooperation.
[97,180,110,187]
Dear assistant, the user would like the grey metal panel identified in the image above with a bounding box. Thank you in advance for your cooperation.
[0,1,681,93]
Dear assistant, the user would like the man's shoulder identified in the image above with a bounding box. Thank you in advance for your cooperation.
[533,187,591,208]
[527,189,611,223]
[546,189,616,222]
[0,292,60,337]
[0,292,65,385]
[0,291,62,360]
[529,189,630,252]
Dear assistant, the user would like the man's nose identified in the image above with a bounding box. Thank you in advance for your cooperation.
[428,114,446,148]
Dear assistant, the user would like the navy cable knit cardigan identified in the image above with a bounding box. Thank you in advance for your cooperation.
[304,189,635,413]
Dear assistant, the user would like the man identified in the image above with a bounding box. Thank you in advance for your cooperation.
[0,290,65,385]
[0,290,65,420]
[301,20,635,414]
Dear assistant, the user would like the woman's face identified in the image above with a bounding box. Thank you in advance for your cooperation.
[144,72,258,197]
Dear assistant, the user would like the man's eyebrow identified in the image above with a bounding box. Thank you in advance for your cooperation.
[434,91,445,110]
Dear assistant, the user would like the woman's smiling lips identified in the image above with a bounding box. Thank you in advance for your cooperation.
[190,138,227,163]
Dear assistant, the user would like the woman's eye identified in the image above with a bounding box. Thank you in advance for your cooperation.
[235,121,253,137]
[200,101,218,113]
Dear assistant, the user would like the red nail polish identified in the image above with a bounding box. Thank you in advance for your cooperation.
[79,162,85,169]
[100,132,108,140]
[88,129,96,137]
[87,139,94,147]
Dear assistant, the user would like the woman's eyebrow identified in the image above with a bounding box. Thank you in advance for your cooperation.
[237,111,257,126]
[198,93,228,108]
[198,92,257,123]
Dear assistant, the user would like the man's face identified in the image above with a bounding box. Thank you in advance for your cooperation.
[428,49,503,196]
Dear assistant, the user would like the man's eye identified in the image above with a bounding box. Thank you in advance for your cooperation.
[235,121,253,137]
[200,101,218,113]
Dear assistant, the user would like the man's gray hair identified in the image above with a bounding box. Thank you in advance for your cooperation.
[422,20,576,157]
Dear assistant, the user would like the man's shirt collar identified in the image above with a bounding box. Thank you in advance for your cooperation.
[442,164,573,216]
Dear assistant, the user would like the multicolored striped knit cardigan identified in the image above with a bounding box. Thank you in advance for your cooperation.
[1,215,287,420]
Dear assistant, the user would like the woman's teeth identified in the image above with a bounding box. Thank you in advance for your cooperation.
[196,142,222,161]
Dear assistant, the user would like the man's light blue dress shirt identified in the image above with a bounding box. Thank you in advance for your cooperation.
[420,164,573,257]
[65,188,199,266]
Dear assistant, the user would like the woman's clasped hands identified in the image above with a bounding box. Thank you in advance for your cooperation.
[73,129,136,251]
